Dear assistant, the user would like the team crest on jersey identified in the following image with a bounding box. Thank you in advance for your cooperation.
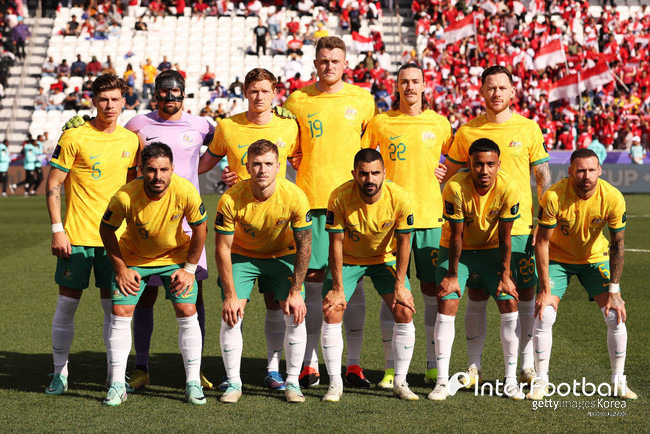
[306,211,312,222]
[622,212,626,223]
[508,141,523,148]
[276,218,288,226]
[445,201,454,215]
[113,289,122,298]
[422,131,437,144]
[344,106,358,120]
[62,269,73,279]
[326,211,335,225]
[511,203,519,215]
[407,214,414,225]
[199,203,206,216]
[103,209,113,221]
[181,132,194,145]
[121,150,131,158]
[170,213,182,222]
[215,212,224,226]
[276,138,287,149]
[52,145,61,159]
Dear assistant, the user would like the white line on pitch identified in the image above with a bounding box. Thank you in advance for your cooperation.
[626,249,650,252]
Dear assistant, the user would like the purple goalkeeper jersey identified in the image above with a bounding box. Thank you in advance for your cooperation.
[125,111,215,192]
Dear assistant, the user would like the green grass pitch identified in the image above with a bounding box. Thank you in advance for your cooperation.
[0,194,647,432]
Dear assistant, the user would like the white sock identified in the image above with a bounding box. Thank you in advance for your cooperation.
[321,321,343,385]
[220,317,243,385]
[178,314,202,384]
[464,298,488,371]
[108,314,133,385]
[303,281,323,370]
[284,314,307,385]
[379,301,394,370]
[601,307,627,384]
[265,308,285,372]
[518,299,535,370]
[434,313,456,384]
[344,279,365,367]
[392,321,415,386]
[422,294,437,370]
[51,295,80,377]
[500,311,519,383]
[100,298,112,376]
[533,305,556,382]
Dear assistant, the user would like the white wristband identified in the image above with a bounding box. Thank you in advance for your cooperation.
[609,283,620,294]
[183,263,198,274]
[52,223,65,233]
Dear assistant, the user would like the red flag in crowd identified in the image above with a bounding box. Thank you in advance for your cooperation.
[534,39,566,70]
[581,62,614,91]
[442,13,476,45]
[548,73,579,102]
[351,31,374,52]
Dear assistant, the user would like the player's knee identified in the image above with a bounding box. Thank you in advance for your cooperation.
[496,298,518,314]
[392,305,413,323]
[264,292,280,310]
[437,298,460,316]
[174,302,197,318]
[537,306,557,330]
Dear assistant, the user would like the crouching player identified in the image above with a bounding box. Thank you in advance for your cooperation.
[429,139,523,401]
[530,148,637,400]
[215,139,311,403]
[99,143,208,406]
[321,149,418,402]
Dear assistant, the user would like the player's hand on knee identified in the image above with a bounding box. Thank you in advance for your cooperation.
[170,269,195,296]
[283,290,307,324]
[604,293,626,324]
[393,286,416,313]
[116,268,141,296]
[534,293,557,320]
[222,298,243,327]
[51,232,72,258]
[221,167,239,187]
[272,105,296,120]
[322,290,346,315]
[61,114,91,131]
[497,275,518,302]
[437,276,460,299]
[434,163,447,183]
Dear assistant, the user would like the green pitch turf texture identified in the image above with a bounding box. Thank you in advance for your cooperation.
[0,194,647,432]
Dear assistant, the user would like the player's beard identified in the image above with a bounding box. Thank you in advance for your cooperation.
[361,180,382,198]
[160,101,182,116]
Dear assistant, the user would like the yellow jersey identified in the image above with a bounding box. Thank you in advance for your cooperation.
[326,180,414,265]
[50,123,139,247]
[441,170,520,250]
[102,174,207,267]
[362,109,453,229]
[207,112,299,180]
[284,83,376,209]
[215,178,312,259]
[538,177,626,264]
[447,114,549,236]
[141,64,156,84]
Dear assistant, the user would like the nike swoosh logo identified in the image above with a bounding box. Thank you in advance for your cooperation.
[90,154,101,159]
[523,277,533,283]
[436,356,445,360]
[188,358,200,363]
[136,222,148,226]
[615,350,625,354]
[527,334,532,338]
[237,143,249,148]
[224,348,236,352]
[404,345,414,349]
[508,362,516,365]
[382,339,391,342]
[52,346,64,351]
[289,342,302,345]
[349,329,363,332]
[273,349,282,353]
[307,112,319,118]
[146,136,158,141]
[466,336,479,340]
[389,135,401,140]
[323,345,336,349]
[535,350,544,354]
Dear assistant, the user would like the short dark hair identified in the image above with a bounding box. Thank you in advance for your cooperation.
[245,68,277,91]
[92,73,128,97]
[570,148,599,163]
[248,139,279,159]
[392,63,429,111]
[354,148,384,168]
[316,36,346,56]
[480,65,514,85]
[141,142,173,166]
[469,138,501,156]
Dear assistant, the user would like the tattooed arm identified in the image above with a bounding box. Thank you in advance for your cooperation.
[46,167,71,258]
[533,162,552,202]
[605,229,626,324]
[284,229,312,324]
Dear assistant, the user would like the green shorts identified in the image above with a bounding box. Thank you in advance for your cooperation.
[111,264,198,305]
[546,260,610,301]
[308,209,329,270]
[217,254,303,302]
[436,246,514,301]
[55,245,113,290]
[411,227,441,282]
[510,234,538,289]
[322,260,412,302]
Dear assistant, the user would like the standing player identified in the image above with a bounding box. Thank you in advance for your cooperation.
[100,143,208,406]
[215,140,311,403]
[122,70,214,390]
[529,148,637,400]
[198,68,300,390]
[284,36,376,388]
[362,63,452,388]
[321,149,417,402]
[0,138,10,196]
[429,139,522,401]
[45,74,139,395]
[441,66,551,387]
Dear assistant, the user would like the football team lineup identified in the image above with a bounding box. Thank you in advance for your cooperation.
[40,37,637,408]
